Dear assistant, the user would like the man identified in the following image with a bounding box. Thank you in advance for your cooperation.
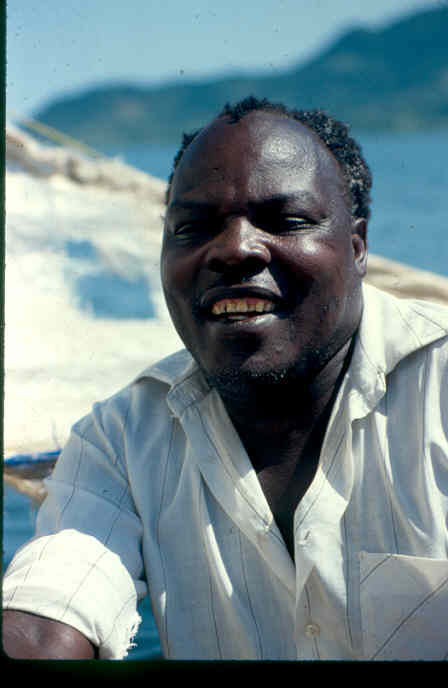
[3,97,448,660]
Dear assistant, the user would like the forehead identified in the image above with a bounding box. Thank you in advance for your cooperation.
[168,111,347,208]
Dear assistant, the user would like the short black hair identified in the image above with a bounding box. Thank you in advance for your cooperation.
[166,96,372,219]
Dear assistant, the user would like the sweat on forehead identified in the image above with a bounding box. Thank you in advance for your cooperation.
[165,96,372,220]
[182,111,326,164]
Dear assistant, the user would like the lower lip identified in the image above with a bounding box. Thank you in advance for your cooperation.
[208,311,278,327]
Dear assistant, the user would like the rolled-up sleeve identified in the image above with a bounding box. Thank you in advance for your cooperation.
[3,395,148,660]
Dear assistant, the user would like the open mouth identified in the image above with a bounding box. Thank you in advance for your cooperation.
[211,297,276,321]
[199,285,284,323]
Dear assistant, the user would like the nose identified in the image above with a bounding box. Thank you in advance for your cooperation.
[204,216,271,275]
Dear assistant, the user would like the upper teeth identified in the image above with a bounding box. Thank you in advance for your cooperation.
[211,298,275,316]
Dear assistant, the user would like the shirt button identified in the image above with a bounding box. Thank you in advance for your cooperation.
[256,525,269,542]
[297,530,311,546]
[305,622,320,639]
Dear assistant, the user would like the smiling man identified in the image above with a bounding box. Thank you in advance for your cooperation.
[3,97,448,661]
[163,107,366,395]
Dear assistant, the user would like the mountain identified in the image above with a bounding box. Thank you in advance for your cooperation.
[33,6,448,148]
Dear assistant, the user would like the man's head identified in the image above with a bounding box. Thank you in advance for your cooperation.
[166,96,372,220]
[161,97,370,402]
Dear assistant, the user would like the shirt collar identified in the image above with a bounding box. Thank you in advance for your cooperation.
[345,283,448,420]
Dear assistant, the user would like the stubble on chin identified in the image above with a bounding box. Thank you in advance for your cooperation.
[202,355,319,413]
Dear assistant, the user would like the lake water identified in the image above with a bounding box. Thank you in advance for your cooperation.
[4,129,448,661]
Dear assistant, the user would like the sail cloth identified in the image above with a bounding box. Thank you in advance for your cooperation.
[5,125,448,469]
[5,125,182,461]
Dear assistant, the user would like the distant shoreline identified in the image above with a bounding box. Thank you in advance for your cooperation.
[28,6,448,148]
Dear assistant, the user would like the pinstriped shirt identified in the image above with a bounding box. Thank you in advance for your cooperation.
[3,284,448,659]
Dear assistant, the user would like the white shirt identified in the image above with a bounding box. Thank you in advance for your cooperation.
[4,284,448,660]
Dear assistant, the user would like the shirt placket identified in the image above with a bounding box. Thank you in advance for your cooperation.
[293,410,356,658]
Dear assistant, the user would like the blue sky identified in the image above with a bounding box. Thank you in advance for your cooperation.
[7,0,439,117]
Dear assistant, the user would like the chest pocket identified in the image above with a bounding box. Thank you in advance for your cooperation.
[359,552,448,660]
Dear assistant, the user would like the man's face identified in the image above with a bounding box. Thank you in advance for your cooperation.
[161,111,367,395]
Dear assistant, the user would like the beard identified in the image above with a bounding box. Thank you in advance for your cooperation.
[203,352,321,414]
[206,365,290,397]
[201,329,357,419]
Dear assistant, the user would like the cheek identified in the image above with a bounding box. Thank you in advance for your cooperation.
[283,234,347,287]
[161,233,203,287]
[160,251,200,343]
[282,235,357,330]
[160,256,186,328]
[160,254,172,294]
[160,247,188,297]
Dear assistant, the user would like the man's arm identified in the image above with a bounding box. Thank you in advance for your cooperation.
[2,610,98,659]
[3,397,148,660]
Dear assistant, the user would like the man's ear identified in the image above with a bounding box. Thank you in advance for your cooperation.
[352,217,368,278]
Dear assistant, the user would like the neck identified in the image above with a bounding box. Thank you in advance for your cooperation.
[216,336,355,469]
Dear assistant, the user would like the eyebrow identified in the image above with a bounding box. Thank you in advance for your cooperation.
[252,193,320,210]
[168,192,320,213]
[167,199,216,213]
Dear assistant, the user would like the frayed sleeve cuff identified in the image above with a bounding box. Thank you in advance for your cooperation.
[3,529,143,659]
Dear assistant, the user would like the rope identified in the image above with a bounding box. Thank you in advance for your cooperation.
[7,111,106,159]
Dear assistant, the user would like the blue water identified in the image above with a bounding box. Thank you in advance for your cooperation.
[4,129,448,660]
[358,130,448,276]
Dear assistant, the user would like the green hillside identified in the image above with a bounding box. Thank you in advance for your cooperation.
[33,5,448,147]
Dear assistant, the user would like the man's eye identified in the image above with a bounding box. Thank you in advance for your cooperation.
[174,223,198,236]
[278,216,314,231]
[173,221,217,241]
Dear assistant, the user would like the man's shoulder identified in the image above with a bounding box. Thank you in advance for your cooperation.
[364,282,448,322]
[363,284,448,344]
[358,285,448,378]
[135,348,196,386]
[72,349,195,436]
